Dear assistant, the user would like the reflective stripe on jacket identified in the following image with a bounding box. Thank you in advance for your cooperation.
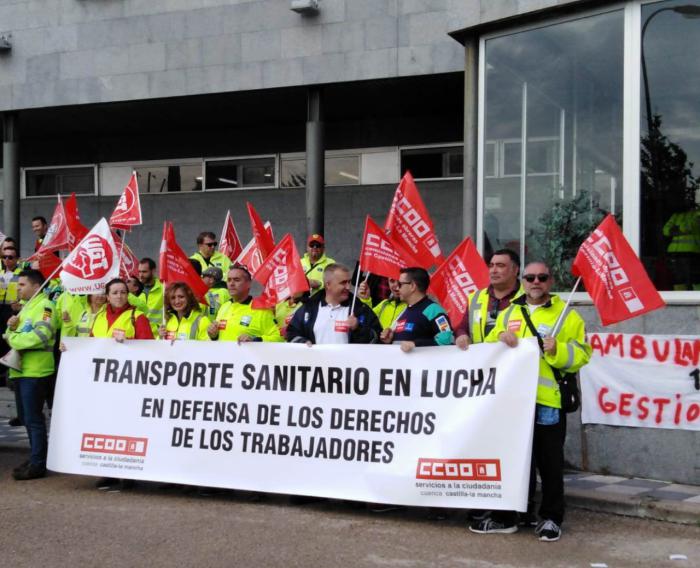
[485,294,591,409]
[6,294,58,379]
[467,285,524,344]
[215,298,283,342]
[164,310,211,341]
[92,307,143,340]
[136,278,164,333]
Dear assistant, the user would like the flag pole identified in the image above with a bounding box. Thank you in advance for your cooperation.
[551,276,581,337]
[350,262,363,314]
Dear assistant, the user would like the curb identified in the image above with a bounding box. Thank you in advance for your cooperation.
[566,488,700,526]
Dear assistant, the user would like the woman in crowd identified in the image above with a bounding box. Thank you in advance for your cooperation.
[158,282,211,341]
[91,278,154,341]
[62,293,106,338]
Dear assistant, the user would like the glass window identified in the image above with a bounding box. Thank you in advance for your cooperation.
[482,10,624,288]
[640,0,700,291]
[205,158,275,190]
[25,166,95,197]
[135,164,202,193]
[401,146,463,179]
[280,155,361,187]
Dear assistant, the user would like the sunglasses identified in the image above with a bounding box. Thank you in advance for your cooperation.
[3,256,16,260]
[203,242,218,247]
[397,281,413,287]
[523,273,550,283]
[308,243,324,249]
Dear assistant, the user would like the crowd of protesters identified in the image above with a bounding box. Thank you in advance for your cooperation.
[0,219,590,544]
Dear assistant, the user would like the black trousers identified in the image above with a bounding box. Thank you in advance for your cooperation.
[493,414,566,526]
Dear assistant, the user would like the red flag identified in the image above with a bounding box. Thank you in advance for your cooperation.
[112,231,140,280]
[428,237,490,327]
[33,196,70,255]
[359,216,408,280]
[60,218,120,294]
[384,171,444,268]
[219,210,243,261]
[246,202,275,260]
[158,222,209,303]
[235,221,274,280]
[251,234,310,309]
[64,193,89,250]
[109,171,142,230]
[34,252,62,280]
[573,214,665,326]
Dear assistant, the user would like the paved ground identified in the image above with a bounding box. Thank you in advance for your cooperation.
[0,448,698,568]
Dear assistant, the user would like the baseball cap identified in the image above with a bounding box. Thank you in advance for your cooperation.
[202,266,223,280]
[307,234,325,245]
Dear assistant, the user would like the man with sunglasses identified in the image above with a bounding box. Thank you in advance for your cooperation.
[468,261,591,543]
[455,248,522,350]
[189,231,232,276]
[380,267,453,351]
[301,234,335,296]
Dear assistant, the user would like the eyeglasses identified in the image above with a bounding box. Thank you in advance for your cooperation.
[308,243,324,249]
[522,273,550,283]
[3,256,16,260]
[397,281,413,287]
[203,242,218,247]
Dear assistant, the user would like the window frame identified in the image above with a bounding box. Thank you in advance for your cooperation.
[21,164,98,199]
[278,149,363,188]
[477,1,696,303]
[204,154,278,192]
[398,142,464,181]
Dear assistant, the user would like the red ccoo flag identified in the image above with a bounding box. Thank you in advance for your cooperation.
[573,214,665,326]
[219,210,243,261]
[251,234,310,309]
[359,216,408,280]
[428,237,490,327]
[109,171,142,230]
[236,221,274,282]
[158,222,209,302]
[64,193,89,249]
[246,202,275,261]
[384,171,444,269]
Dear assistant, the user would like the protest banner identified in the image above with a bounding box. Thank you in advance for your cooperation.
[581,333,700,431]
[48,339,539,510]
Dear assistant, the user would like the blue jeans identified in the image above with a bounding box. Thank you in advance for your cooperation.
[15,377,48,467]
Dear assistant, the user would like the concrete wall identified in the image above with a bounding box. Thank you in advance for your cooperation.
[0,0,474,111]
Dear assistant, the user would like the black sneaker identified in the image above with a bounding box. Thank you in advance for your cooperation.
[469,518,518,534]
[535,519,561,542]
[8,417,22,427]
[13,460,30,474]
[12,463,47,481]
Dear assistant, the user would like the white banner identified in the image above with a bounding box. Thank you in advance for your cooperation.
[48,338,539,510]
[581,333,700,430]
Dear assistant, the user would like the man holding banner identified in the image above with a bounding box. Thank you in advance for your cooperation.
[286,263,380,345]
[455,249,521,349]
[5,269,59,480]
[380,267,453,351]
[471,261,591,542]
[207,265,283,343]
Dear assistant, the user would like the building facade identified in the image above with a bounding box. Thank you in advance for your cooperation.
[1,0,698,483]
